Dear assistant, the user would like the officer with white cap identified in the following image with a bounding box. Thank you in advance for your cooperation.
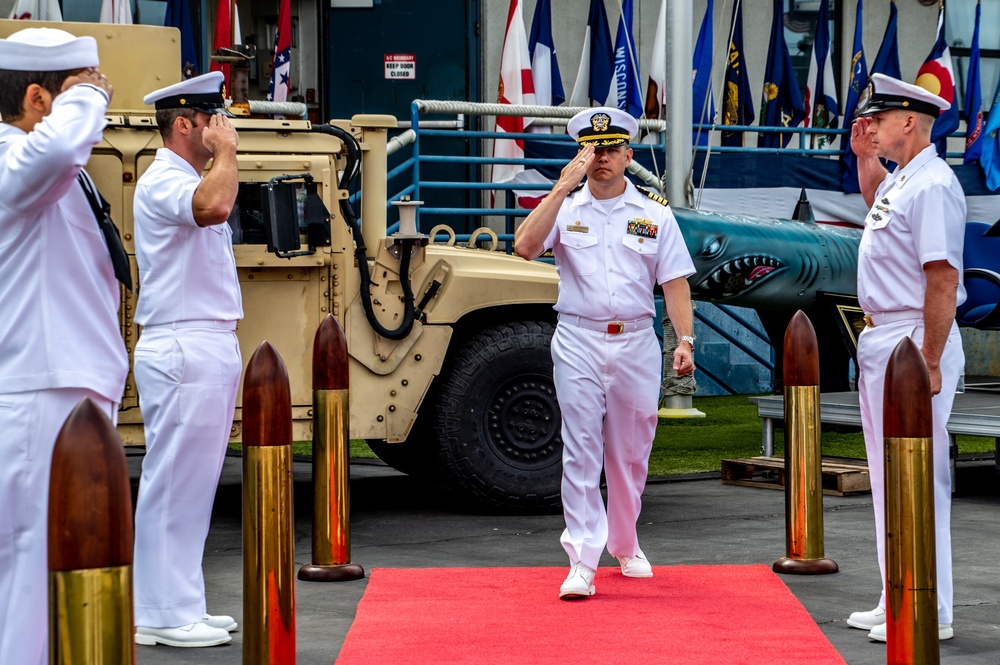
[0,28,127,664]
[845,73,964,642]
[514,107,696,599]
[131,71,243,648]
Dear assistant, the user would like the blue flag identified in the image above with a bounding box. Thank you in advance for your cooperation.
[840,0,867,192]
[721,0,754,147]
[804,0,838,149]
[692,0,715,146]
[758,0,804,148]
[980,77,1000,191]
[569,0,614,106]
[165,0,198,79]
[964,0,984,164]
[916,7,959,157]
[612,0,642,118]
[528,0,564,108]
[870,0,900,80]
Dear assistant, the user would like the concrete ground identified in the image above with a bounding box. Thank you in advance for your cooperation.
[125,452,1000,665]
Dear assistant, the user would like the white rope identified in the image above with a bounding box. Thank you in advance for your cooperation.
[247,100,308,117]
[387,129,416,156]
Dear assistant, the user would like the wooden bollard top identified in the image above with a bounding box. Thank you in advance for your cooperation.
[783,310,819,387]
[313,314,349,391]
[884,336,933,438]
[243,341,293,447]
[48,398,133,572]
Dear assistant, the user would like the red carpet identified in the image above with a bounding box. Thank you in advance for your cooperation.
[335,564,846,665]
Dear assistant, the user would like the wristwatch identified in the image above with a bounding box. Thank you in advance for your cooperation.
[679,335,696,349]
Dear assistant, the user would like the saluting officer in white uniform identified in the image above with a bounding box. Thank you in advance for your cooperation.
[131,71,243,648]
[845,74,965,642]
[0,28,128,665]
[515,107,696,600]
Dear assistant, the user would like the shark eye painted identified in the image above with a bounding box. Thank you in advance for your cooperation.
[702,236,724,259]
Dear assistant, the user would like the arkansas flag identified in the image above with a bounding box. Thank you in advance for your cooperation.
[9,0,62,20]
[491,0,535,188]
[915,6,959,157]
[267,0,292,103]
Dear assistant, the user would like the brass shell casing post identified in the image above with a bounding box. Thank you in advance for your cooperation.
[773,311,838,575]
[243,342,297,664]
[298,315,365,582]
[884,337,940,665]
[48,399,135,665]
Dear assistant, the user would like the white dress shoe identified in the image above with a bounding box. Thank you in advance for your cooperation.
[135,622,232,647]
[615,553,653,578]
[847,606,886,630]
[867,622,953,642]
[203,613,238,632]
[559,562,596,600]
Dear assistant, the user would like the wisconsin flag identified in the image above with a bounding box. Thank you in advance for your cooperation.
[964,0,983,164]
[612,0,643,118]
[267,0,292,103]
[569,0,614,107]
[9,0,62,20]
[491,0,536,186]
[692,0,715,146]
[840,0,867,193]
[527,0,564,134]
[804,0,838,149]
[915,5,959,157]
[721,0,754,147]
[758,0,804,148]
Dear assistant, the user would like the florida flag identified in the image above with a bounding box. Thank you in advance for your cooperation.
[267,0,292,103]
[9,0,62,20]
[492,0,535,187]
[915,6,959,156]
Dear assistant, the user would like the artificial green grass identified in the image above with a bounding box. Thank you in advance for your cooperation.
[232,394,995,477]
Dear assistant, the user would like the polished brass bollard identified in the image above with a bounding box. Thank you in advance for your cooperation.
[884,337,940,664]
[299,314,365,582]
[243,341,296,664]
[48,398,135,665]
[772,311,838,575]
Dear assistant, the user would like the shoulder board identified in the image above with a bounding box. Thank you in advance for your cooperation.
[635,185,668,207]
[570,181,585,194]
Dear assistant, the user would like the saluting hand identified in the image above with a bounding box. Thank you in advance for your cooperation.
[201,114,239,155]
[555,144,595,192]
[62,67,114,102]
[849,117,877,160]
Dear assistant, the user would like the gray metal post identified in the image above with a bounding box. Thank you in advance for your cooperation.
[663,0,693,207]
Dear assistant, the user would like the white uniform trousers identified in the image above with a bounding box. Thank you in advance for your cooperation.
[132,327,241,628]
[857,319,963,625]
[0,388,116,665]
[552,322,660,570]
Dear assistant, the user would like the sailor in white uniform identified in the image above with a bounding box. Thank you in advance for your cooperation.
[131,72,243,648]
[0,28,127,665]
[846,73,965,642]
[514,107,696,599]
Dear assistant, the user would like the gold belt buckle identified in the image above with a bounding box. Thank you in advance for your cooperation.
[863,314,874,328]
[607,321,625,334]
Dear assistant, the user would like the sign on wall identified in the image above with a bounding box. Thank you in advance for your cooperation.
[384,53,416,80]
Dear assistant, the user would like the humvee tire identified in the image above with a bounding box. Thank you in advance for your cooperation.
[434,321,563,514]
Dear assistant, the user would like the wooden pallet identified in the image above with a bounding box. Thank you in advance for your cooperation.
[720,456,871,496]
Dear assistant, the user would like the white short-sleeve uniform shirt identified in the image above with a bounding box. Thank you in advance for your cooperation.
[857,144,967,313]
[543,181,695,320]
[133,148,243,326]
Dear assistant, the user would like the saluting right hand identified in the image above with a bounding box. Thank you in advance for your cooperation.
[201,113,240,155]
[555,144,595,192]
[62,67,114,102]
[849,117,878,160]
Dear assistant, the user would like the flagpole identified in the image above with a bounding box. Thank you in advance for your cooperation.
[663,0,692,206]
[230,0,236,44]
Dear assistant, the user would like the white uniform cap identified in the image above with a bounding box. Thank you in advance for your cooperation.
[0,28,99,71]
[566,106,639,147]
[143,71,232,116]
[855,73,951,118]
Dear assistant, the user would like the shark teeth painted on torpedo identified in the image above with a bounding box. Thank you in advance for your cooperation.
[702,256,783,294]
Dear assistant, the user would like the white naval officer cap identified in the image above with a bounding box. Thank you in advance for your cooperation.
[566,107,639,147]
[0,27,99,71]
[143,71,233,116]
[855,73,951,119]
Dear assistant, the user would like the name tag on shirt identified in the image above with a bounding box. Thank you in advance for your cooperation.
[567,223,589,233]
[626,217,658,239]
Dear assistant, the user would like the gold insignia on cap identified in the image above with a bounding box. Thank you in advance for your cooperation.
[179,98,187,105]
[591,113,611,133]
